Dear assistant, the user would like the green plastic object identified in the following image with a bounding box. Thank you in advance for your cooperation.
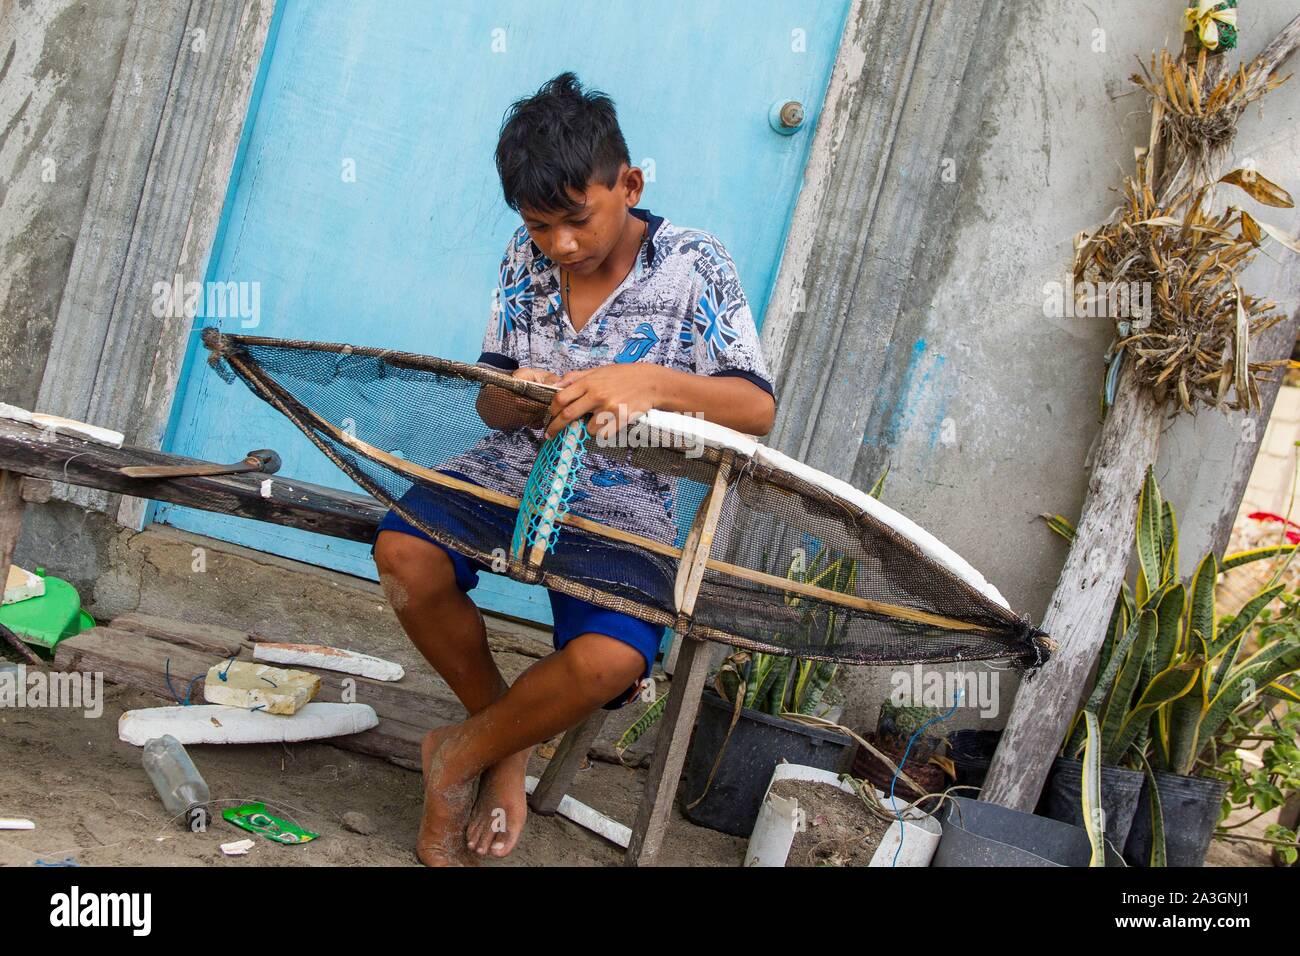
[223,802,318,845]
[0,569,94,651]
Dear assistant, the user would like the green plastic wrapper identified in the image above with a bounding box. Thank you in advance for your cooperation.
[223,802,318,845]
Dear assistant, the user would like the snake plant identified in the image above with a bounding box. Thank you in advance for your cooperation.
[1049,467,1300,775]
[715,547,856,717]
[1080,709,1107,866]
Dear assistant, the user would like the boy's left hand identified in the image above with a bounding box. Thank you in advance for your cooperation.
[545,364,665,441]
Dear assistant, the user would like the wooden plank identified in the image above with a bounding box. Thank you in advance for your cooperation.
[109,612,252,657]
[51,625,451,771]
[623,632,716,866]
[624,454,733,865]
[54,627,464,728]
[0,470,21,591]
[54,628,221,704]
[333,717,426,772]
[530,710,608,816]
[0,468,40,665]
[673,451,734,625]
[36,0,275,523]
[662,632,682,677]
[0,420,384,542]
[19,477,52,504]
[55,626,433,768]
[295,668,463,727]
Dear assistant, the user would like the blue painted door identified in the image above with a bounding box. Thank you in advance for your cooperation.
[158,0,850,623]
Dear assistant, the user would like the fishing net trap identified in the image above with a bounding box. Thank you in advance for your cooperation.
[202,330,1052,670]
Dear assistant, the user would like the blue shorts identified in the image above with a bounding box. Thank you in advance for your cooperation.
[370,472,667,710]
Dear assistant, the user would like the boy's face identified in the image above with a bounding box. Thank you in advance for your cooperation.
[520,164,644,276]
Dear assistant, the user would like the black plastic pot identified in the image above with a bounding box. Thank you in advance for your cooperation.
[947,729,1003,791]
[932,796,1126,867]
[1123,769,1228,867]
[678,690,854,837]
[1043,757,1145,850]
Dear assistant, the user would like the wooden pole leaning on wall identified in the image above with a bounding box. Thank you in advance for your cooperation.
[625,449,735,866]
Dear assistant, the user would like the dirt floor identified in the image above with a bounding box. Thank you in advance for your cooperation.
[0,674,748,867]
[0,671,1282,867]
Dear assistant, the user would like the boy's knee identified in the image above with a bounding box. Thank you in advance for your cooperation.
[560,634,646,699]
[374,531,458,610]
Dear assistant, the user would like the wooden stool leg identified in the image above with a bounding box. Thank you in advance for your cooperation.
[529,709,609,815]
[0,469,39,665]
[0,469,21,581]
[624,449,734,865]
[623,633,716,866]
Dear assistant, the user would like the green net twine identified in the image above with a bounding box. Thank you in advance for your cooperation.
[511,419,590,557]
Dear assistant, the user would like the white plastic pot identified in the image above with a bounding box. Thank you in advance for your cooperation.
[744,762,942,867]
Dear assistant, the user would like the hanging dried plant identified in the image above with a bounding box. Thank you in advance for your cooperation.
[1072,161,1295,413]
[1132,47,1290,152]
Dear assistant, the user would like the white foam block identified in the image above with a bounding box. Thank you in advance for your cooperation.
[0,402,124,448]
[117,702,378,746]
[220,838,256,856]
[253,642,405,681]
[3,565,44,606]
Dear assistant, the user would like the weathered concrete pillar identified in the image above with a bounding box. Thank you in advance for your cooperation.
[34,0,276,522]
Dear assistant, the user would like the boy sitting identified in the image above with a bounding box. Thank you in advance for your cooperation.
[372,72,776,866]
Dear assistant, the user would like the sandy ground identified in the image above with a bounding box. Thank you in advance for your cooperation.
[0,674,749,867]
[1,675,1282,867]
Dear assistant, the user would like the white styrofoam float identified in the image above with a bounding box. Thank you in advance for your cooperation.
[0,402,125,448]
[745,763,942,868]
[3,565,44,606]
[118,702,378,746]
[523,775,630,848]
[253,642,405,681]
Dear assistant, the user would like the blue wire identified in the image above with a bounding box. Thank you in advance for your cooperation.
[887,685,964,867]
[164,657,203,706]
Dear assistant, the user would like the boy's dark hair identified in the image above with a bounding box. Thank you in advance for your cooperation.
[495,72,630,215]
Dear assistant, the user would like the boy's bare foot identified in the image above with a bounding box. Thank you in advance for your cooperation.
[416,726,477,867]
[465,747,531,857]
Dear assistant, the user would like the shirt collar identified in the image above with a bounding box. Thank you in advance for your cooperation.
[629,207,665,267]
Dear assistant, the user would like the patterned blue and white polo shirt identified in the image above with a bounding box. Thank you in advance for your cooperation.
[449,207,775,543]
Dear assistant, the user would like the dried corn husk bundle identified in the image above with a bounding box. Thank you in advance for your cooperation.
[1072,161,1294,412]
[1132,47,1290,152]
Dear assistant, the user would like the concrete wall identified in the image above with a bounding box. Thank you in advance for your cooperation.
[0,0,136,621]
[6,1,1300,739]
[0,0,133,409]
[761,0,1300,729]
